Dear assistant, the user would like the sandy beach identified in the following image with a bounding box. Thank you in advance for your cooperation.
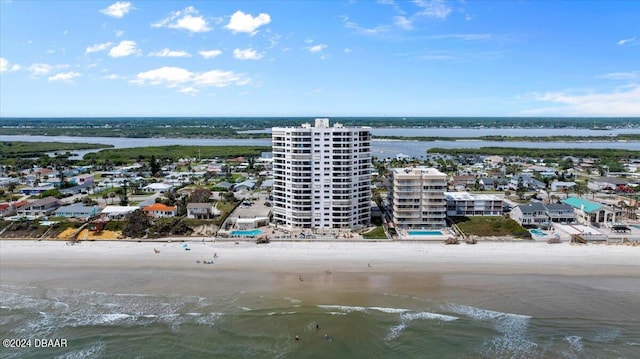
[1,240,639,298]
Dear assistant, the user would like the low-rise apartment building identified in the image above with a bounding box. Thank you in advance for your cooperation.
[445,192,503,216]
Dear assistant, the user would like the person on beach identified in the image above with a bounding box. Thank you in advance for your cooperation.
[295,335,300,341]
[298,275,304,282]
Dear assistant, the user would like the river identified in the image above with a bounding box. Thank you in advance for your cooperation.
[1,134,638,160]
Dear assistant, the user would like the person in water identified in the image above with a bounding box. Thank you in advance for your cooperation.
[324,334,333,342]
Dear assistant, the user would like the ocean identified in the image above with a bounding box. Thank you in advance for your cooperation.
[2,271,639,358]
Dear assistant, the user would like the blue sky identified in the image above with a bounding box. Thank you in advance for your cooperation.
[1,0,638,117]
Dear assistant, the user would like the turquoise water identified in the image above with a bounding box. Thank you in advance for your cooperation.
[530,229,546,236]
[407,230,443,236]
[231,229,264,236]
[631,225,640,230]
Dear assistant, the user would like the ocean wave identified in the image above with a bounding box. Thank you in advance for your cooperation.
[318,304,412,314]
[2,286,229,336]
[317,304,368,313]
[444,303,537,358]
[400,311,458,322]
[385,323,406,341]
[54,340,105,359]
[385,311,459,341]
[368,307,411,314]
[565,335,583,351]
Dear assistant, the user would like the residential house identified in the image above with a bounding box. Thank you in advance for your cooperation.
[544,203,577,224]
[479,177,510,191]
[510,203,552,229]
[234,180,256,192]
[54,203,99,220]
[260,179,274,190]
[142,183,173,193]
[16,197,60,218]
[60,183,94,195]
[1,201,28,218]
[143,203,177,218]
[187,203,214,219]
[0,202,20,218]
[509,175,546,191]
[19,184,55,195]
[450,175,476,191]
[550,181,576,192]
[70,174,94,186]
[588,177,629,193]
[562,197,619,224]
[483,155,504,166]
[213,181,234,191]
[101,205,140,220]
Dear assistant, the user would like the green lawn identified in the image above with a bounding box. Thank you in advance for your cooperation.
[362,226,388,239]
[451,216,531,239]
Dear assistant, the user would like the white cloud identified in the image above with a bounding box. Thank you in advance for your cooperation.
[109,40,139,57]
[413,0,452,19]
[193,70,251,87]
[524,86,640,116]
[48,72,81,82]
[342,16,390,36]
[152,6,211,33]
[11,64,21,71]
[131,67,192,87]
[86,41,113,54]
[0,58,8,73]
[344,48,352,53]
[103,74,122,80]
[100,1,133,18]
[148,48,191,57]
[225,10,271,35]
[233,48,263,60]
[600,71,640,81]
[199,49,222,59]
[393,16,413,30]
[131,66,250,93]
[309,44,327,53]
[179,86,199,95]
[115,30,124,37]
[617,37,637,46]
[426,33,493,41]
[27,63,68,76]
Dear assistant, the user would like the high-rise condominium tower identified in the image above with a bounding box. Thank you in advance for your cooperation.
[389,167,447,229]
[272,118,371,229]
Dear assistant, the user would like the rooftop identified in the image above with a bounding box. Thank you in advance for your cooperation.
[562,197,603,213]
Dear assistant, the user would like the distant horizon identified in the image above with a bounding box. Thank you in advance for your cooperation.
[1,1,638,117]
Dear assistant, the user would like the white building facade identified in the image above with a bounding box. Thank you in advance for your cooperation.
[390,167,447,229]
[444,192,503,216]
[272,119,372,229]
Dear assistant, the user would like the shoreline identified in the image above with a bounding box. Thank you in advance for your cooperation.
[2,240,639,324]
[2,239,638,277]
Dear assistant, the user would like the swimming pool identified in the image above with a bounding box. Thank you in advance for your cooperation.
[407,230,443,236]
[530,229,546,236]
[631,225,640,230]
[231,229,264,237]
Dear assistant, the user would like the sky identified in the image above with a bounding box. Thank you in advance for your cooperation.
[0,0,639,117]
